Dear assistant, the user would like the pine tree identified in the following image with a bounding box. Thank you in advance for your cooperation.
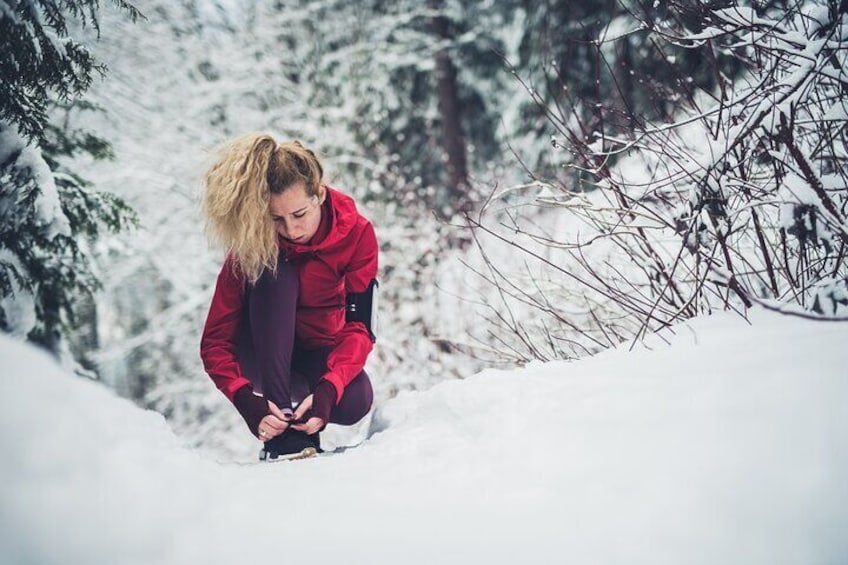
[259,0,510,218]
[0,1,140,358]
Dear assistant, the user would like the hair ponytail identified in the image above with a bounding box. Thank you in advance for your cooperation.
[269,140,324,197]
[201,133,328,283]
[202,133,280,283]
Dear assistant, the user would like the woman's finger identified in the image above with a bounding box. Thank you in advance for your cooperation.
[258,424,284,439]
[267,399,293,421]
[293,394,314,421]
[265,414,288,429]
[260,415,288,433]
[292,416,323,435]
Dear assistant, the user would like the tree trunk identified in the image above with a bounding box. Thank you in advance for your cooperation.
[428,0,471,215]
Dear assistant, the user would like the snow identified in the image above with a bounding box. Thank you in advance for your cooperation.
[0,249,36,338]
[598,14,642,45]
[713,7,780,29]
[824,99,848,121]
[778,172,829,232]
[0,1,20,24]
[0,123,71,240]
[2,308,846,564]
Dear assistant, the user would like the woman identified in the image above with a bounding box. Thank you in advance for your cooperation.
[200,133,378,461]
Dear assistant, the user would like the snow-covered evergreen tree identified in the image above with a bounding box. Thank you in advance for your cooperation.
[257,0,512,217]
[0,0,140,358]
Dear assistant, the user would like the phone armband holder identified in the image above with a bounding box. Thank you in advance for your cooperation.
[346,279,379,341]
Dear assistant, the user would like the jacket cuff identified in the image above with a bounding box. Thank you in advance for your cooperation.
[323,372,345,405]
[232,385,270,437]
[311,380,337,424]
[223,376,253,402]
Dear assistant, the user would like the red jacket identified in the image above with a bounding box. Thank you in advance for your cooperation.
[200,187,378,404]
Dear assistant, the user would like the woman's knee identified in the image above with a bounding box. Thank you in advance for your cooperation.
[329,371,373,426]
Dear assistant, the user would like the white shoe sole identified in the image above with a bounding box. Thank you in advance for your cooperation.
[261,447,319,463]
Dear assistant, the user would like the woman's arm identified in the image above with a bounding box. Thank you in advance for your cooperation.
[322,221,379,403]
[200,255,252,401]
[201,256,294,439]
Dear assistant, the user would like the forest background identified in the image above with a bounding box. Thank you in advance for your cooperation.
[2,0,846,458]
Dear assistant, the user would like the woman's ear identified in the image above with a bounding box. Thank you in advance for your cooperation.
[317,185,327,205]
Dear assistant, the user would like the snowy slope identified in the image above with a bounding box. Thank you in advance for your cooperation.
[1,309,846,564]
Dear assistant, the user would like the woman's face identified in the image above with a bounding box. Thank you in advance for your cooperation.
[269,181,324,244]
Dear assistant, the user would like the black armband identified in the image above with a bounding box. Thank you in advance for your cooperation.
[346,279,379,341]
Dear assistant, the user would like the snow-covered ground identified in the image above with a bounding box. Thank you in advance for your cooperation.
[1,308,846,564]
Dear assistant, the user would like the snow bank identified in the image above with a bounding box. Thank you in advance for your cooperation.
[1,309,846,564]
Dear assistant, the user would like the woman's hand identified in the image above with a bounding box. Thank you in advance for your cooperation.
[257,399,292,440]
[291,393,326,435]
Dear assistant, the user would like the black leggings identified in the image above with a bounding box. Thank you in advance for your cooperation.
[235,260,373,425]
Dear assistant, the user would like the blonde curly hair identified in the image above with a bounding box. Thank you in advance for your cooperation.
[201,132,324,283]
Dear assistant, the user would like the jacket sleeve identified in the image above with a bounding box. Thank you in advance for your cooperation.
[200,255,251,402]
[323,221,378,402]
